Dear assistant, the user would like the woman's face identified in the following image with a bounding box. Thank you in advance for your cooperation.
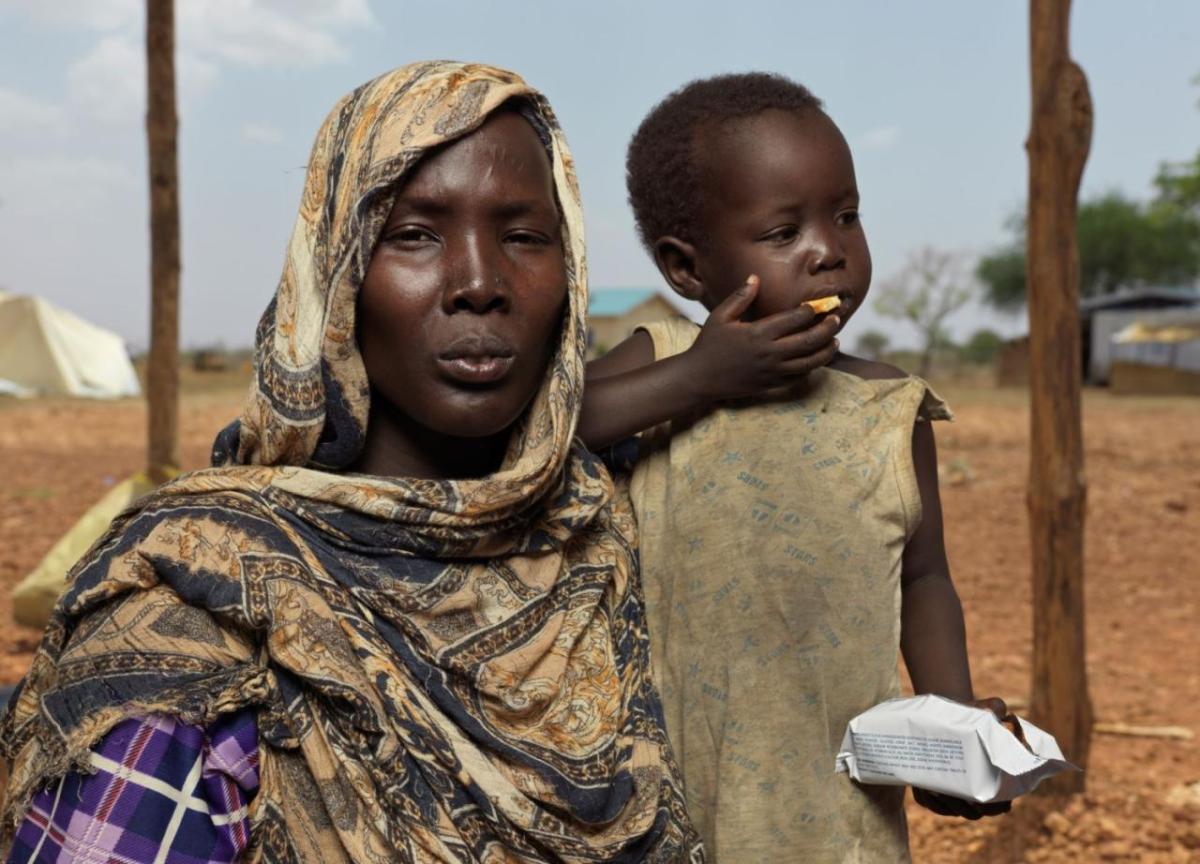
[357,110,567,442]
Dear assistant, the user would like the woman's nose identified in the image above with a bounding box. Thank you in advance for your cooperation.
[445,235,510,314]
[805,224,846,274]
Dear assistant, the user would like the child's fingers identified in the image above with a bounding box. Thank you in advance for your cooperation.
[915,789,983,820]
[756,303,820,340]
[924,790,1010,820]
[972,697,1009,721]
[946,796,1010,820]
[772,316,841,358]
[777,339,839,375]
[912,789,966,818]
[938,796,983,820]
[709,275,759,324]
[975,800,1013,818]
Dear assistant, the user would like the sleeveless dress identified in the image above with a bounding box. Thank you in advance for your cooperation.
[629,318,951,863]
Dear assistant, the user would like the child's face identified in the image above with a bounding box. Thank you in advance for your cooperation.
[693,109,871,328]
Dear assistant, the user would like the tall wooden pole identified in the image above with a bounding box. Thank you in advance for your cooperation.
[146,0,180,484]
[1026,0,1093,794]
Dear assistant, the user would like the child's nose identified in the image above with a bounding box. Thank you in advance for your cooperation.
[805,225,846,274]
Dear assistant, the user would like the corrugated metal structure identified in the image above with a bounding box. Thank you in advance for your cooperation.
[1080,287,1200,384]
[1108,310,1200,395]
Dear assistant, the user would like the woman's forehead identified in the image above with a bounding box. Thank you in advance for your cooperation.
[392,111,557,203]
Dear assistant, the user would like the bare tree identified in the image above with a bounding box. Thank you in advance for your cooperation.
[873,247,971,378]
[146,0,180,483]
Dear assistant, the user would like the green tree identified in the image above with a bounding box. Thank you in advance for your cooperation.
[1154,153,1200,214]
[1154,74,1200,214]
[981,74,1200,310]
[855,329,890,360]
[874,247,972,378]
[976,244,1026,310]
[961,328,1004,365]
[978,192,1200,310]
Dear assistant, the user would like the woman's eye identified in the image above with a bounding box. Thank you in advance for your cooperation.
[505,230,550,246]
[387,226,437,246]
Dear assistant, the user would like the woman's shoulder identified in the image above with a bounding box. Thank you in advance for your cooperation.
[80,475,296,570]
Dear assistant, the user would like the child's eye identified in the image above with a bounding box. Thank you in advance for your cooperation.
[837,209,860,227]
[761,226,799,245]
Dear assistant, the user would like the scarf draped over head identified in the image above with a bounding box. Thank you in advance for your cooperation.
[0,61,702,863]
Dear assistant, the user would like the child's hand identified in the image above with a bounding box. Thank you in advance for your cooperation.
[685,275,841,403]
[912,696,1014,820]
[912,787,1012,820]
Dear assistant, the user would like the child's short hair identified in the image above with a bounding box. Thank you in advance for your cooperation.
[626,72,824,253]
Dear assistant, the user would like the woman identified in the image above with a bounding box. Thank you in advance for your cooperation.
[0,62,701,863]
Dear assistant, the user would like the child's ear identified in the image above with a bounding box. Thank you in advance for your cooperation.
[653,236,705,302]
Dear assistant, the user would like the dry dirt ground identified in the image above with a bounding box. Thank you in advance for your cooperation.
[0,375,1197,862]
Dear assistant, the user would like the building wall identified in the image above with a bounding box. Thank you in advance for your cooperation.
[1112,336,1200,374]
[1110,361,1200,396]
[1090,306,1199,383]
[589,296,686,357]
[995,337,1029,388]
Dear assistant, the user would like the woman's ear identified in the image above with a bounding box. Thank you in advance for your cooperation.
[653,236,704,302]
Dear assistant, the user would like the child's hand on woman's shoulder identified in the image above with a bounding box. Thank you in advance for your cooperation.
[912,696,1015,820]
[685,274,841,404]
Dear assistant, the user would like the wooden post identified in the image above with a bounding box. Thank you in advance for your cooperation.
[1026,0,1093,794]
[145,0,180,484]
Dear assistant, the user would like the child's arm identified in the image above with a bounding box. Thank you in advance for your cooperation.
[580,277,840,449]
[900,420,973,700]
[900,419,1012,820]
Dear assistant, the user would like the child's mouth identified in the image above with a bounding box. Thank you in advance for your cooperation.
[803,294,854,316]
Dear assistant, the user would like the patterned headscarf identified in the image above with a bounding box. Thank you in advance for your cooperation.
[1,62,701,863]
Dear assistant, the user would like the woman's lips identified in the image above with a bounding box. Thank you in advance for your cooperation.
[436,354,515,384]
[438,333,516,385]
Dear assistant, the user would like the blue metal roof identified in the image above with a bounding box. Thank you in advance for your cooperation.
[588,288,664,317]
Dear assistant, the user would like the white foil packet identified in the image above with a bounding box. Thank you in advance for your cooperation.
[835,694,1079,802]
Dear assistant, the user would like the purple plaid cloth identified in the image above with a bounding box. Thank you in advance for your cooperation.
[7,709,259,864]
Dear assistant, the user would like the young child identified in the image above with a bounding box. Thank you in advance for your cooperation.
[580,73,1009,862]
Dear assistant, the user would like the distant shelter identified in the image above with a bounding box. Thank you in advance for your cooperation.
[1109,310,1200,395]
[587,289,688,358]
[0,291,141,398]
[996,286,1200,389]
[1081,287,1200,384]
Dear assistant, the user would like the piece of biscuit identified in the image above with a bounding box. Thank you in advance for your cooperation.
[804,295,841,314]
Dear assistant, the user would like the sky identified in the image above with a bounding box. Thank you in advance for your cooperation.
[1,0,1199,352]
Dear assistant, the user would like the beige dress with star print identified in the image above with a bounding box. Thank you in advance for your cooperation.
[630,317,951,863]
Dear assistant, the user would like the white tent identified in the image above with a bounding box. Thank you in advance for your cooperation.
[0,293,140,398]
